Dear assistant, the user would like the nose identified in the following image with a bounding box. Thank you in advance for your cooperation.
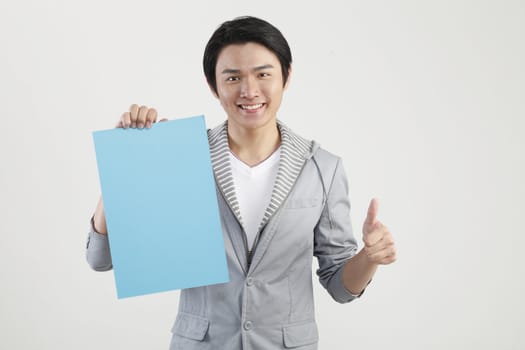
[240,76,259,99]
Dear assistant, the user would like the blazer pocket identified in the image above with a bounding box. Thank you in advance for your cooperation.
[282,321,319,348]
[171,312,209,341]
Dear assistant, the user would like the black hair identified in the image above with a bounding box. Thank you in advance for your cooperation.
[203,16,292,95]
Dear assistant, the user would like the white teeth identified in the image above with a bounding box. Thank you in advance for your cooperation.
[240,103,263,110]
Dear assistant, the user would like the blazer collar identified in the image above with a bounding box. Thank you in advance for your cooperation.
[208,120,313,230]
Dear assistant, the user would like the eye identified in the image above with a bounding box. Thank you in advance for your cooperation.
[259,72,271,78]
[226,76,240,82]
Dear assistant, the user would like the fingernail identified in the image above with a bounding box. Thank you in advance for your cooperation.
[138,123,144,129]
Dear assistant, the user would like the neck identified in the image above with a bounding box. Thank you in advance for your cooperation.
[228,120,281,167]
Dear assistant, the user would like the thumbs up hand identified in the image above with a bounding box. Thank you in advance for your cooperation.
[362,198,397,265]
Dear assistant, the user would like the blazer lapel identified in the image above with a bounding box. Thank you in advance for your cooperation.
[208,122,243,226]
[208,123,247,271]
[249,121,313,272]
[208,120,313,272]
[258,121,313,231]
[216,187,248,274]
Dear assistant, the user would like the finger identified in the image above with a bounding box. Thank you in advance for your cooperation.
[145,108,157,128]
[378,249,397,264]
[365,230,394,252]
[363,221,386,247]
[119,112,131,129]
[368,245,396,264]
[129,104,139,128]
[363,198,379,232]
[380,254,397,265]
[365,223,390,243]
[136,106,148,129]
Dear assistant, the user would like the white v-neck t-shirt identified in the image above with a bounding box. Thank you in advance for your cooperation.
[229,147,280,250]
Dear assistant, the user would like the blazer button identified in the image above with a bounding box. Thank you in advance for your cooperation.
[246,277,254,286]
[244,321,253,331]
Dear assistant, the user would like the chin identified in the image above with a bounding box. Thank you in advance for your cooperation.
[229,111,275,130]
[241,116,276,130]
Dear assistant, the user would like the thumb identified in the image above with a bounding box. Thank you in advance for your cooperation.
[363,198,379,232]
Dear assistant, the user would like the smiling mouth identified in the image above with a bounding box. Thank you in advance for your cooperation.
[238,103,265,110]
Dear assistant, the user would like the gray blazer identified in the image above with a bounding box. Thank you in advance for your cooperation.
[86,121,360,349]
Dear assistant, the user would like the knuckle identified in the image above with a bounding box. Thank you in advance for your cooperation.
[147,108,158,120]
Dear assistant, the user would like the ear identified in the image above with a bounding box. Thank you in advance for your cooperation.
[283,65,292,90]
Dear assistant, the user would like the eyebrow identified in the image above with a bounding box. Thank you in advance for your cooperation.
[221,64,275,74]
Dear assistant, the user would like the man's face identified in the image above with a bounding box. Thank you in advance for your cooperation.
[213,42,289,132]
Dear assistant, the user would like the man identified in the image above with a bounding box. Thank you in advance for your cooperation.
[87,16,396,349]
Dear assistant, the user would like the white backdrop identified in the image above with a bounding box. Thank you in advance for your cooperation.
[1,1,524,349]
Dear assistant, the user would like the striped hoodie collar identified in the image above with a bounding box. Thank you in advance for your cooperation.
[208,120,314,228]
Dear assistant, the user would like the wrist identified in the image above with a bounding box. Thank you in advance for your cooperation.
[91,215,107,235]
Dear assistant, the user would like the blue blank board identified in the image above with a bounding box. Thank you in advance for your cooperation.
[92,116,229,298]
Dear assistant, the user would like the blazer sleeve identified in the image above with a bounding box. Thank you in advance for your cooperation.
[313,157,361,303]
[86,217,113,271]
